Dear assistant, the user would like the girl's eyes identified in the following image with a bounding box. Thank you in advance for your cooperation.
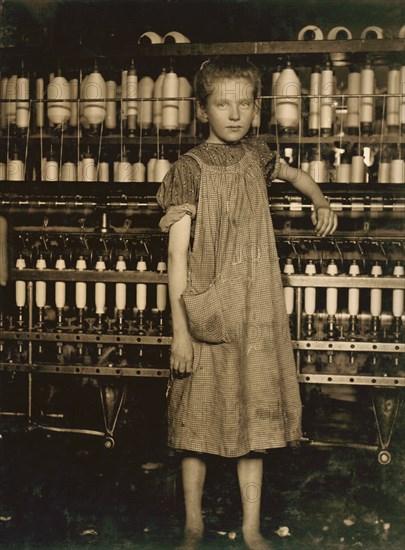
[215,101,252,108]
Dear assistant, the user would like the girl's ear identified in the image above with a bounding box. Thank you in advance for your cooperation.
[196,102,208,123]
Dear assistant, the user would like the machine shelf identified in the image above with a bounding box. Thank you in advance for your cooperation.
[0,331,171,345]
[10,269,168,283]
[130,39,405,57]
[0,362,170,378]
[298,373,405,386]
[282,274,405,289]
[0,363,404,387]
[2,132,403,146]
[293,340,404,353]
[8,270,404,288]
[2,39,403,62]
[1,330,403,353]
[0,181,404,197]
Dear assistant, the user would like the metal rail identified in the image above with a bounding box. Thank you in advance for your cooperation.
[0,362,170,378]
[1,332,403,352]
[10,269,168,283]
[9,270,404,288]
[293,340,404,353]
[0,332,171,345]
[298,373,405,386]
[1,363,404,387]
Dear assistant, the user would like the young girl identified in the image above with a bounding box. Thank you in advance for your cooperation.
[157,57,337,549]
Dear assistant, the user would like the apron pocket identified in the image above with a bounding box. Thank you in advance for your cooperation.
[182,283,231,344]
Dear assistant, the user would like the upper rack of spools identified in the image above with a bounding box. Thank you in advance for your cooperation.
[0,3,404,187]
[1,38,404,186]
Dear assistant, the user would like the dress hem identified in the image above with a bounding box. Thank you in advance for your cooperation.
[167,435,302,459]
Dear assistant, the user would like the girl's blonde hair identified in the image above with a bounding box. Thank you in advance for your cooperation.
[193,56,261,107]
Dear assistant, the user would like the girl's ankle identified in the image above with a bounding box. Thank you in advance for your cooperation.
[184,520,204,537]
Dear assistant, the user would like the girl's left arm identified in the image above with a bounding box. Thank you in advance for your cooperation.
[277,163,338,237]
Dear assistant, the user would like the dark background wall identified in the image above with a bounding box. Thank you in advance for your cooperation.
[1,0,403,52]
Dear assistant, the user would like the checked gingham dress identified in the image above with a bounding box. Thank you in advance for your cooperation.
[157,139,302,457]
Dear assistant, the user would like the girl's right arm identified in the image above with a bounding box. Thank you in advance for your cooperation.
[168,213,194,376]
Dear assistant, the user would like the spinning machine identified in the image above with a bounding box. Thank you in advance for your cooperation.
[0,43,404,462]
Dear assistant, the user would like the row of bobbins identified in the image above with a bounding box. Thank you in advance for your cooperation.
[283,258,404,343]
[14,254,168,335]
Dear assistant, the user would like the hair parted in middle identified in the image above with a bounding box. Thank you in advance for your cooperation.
[193,56,262,108]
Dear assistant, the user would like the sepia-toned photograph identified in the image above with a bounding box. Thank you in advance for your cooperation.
[0,1,404,548]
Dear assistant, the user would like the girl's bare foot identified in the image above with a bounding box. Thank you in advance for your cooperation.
[242,527,272,550]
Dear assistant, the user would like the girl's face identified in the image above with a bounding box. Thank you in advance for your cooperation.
[199,77,257,144]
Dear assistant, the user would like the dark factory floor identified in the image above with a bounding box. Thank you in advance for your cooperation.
[0,380,404,550]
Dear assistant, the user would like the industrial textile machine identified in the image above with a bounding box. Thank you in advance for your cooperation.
[0,177,403,462]
[0,35,404,461]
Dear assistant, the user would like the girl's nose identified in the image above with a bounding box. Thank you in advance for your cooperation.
[229,105,240,120]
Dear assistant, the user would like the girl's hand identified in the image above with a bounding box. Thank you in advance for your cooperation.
[311,206,338,237]
[170,333,194,378]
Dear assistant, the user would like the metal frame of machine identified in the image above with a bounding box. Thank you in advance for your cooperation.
[0,36,404,462]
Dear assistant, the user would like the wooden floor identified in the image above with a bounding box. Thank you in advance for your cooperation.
[0,387,404,549]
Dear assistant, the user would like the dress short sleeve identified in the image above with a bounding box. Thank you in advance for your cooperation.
[245,137,280,185]
[156,155,200,232]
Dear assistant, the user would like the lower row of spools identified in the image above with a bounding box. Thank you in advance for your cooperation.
[283,259,404,341]
[12,255,168,335]
[7,256,404,341]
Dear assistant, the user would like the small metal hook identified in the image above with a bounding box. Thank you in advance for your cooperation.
[377,241,387,257]
[40,235,49,251]
[378,240,388,268]
[140,239,150,257]
[60,234,68,249]
[120,237,129,251]
[311,239,319,260]
[332,239,344,269]
[371,240,388,267]
[288,239,301,273]
[355,239,366,271]
[100,237,109,253]
[80,236,89,250]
